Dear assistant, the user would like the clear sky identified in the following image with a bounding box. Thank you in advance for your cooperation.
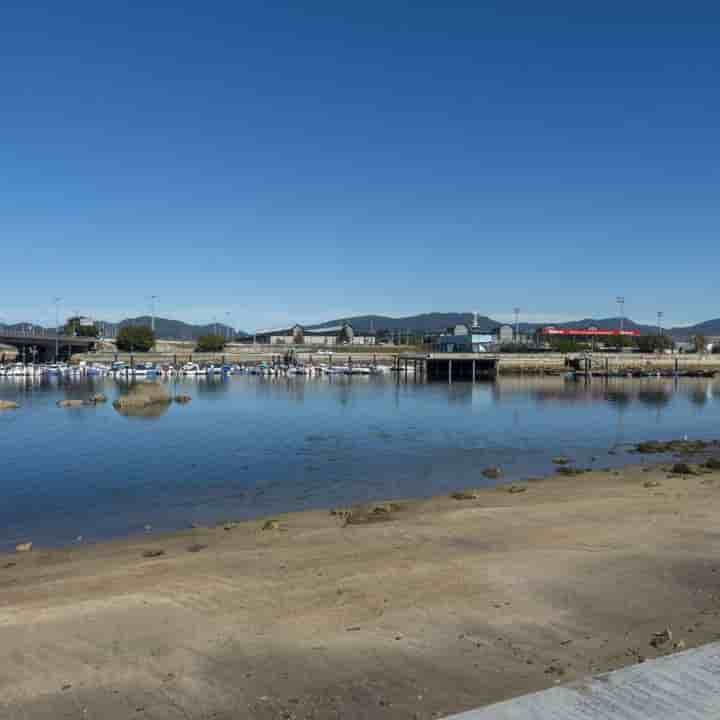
[1,1,718,331]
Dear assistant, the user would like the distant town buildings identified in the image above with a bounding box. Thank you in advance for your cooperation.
[250,322,375,346]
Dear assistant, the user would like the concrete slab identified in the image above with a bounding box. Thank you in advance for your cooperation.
[445,642,720,720]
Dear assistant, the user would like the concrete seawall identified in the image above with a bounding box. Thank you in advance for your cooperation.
[68,348,720,374]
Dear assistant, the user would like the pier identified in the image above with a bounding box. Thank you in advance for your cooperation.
[397,353,499,382]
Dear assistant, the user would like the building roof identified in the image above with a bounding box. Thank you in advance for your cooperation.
[254,321,374,337]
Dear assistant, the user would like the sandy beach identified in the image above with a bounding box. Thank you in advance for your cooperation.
[2,455,720,719]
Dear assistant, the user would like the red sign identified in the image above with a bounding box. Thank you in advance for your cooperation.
[540,327,641,337]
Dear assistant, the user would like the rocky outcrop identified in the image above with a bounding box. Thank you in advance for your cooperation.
[113,384,171,418]
[0,400,19,410]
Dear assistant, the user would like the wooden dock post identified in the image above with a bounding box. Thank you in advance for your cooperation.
[472,359,476,383]
[448,359,453,384]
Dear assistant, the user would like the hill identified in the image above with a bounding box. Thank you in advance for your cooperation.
[308,313,501,334]
[0,318,246,341]
[104,317,244,340]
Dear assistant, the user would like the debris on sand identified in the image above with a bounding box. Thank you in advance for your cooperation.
[187,544,207,553]
[703,457,720,471]
[451,489,482,501]
[141,550,165,558]
[643,479,661,488]
[262,519,283,531]
[650,627,672,648]
[556,466,584,476]
[482,466,502,479]
[506,485,527,494]
[671,463,698,476]
[371,502,402,514]
[341,502,403,527]
[15,542,32,553]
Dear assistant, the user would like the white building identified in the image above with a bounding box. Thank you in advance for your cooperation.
[434,324,494,353]
[253,322,375,346]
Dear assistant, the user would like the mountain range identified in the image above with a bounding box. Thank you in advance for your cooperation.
[308,313,720,340]
[0,316,243,341]
[2,314,718,341]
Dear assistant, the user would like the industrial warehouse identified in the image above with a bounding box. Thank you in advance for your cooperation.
[250,322,376,346]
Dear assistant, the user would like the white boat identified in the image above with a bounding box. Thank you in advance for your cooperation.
[181,363,204,376]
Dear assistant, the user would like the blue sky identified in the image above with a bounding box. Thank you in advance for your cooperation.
[1,1,718,331]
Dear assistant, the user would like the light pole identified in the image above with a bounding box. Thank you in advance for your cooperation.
[54,297,62,360]
[513,307,520,343]
[616,297,625,334]
[657,311,663,336]
[150,295,158,333]
[226,312,232,341]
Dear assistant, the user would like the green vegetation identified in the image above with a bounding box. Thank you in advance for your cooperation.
[116,325,155,352]
[498,342,535,353]
[636,335,674,353]
[196,334,226,352]
[548,337,583,353]
[64,317,99,338]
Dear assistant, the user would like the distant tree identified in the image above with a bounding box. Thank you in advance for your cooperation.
[549,337,582,353]
[604,334,635,351]
[636,335,674,353]
[196,334,226,352]
[64,317,99,338]
[499,342,534,353]
[116,325,155,352]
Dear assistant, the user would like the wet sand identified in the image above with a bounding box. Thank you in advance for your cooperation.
[2,460,720,719]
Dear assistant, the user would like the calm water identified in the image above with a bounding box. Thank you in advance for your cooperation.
[1,374,719,550]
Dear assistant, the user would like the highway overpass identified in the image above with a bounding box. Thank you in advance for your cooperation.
[0,330,97,362]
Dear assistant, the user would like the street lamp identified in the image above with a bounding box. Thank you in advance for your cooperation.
[657,311,663,336]
[513,307,520,343]
[226,312,232,341]
[150,295,158,333]
[54,297,62,360]
[616,296,625,334]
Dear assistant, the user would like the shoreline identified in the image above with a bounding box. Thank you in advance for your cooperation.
[3,450,720,718]
[0,437,709,554]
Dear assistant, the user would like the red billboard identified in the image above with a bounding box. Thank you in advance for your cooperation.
[540,327,641,337]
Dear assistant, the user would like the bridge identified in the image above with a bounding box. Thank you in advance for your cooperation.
[0,330,97,362]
